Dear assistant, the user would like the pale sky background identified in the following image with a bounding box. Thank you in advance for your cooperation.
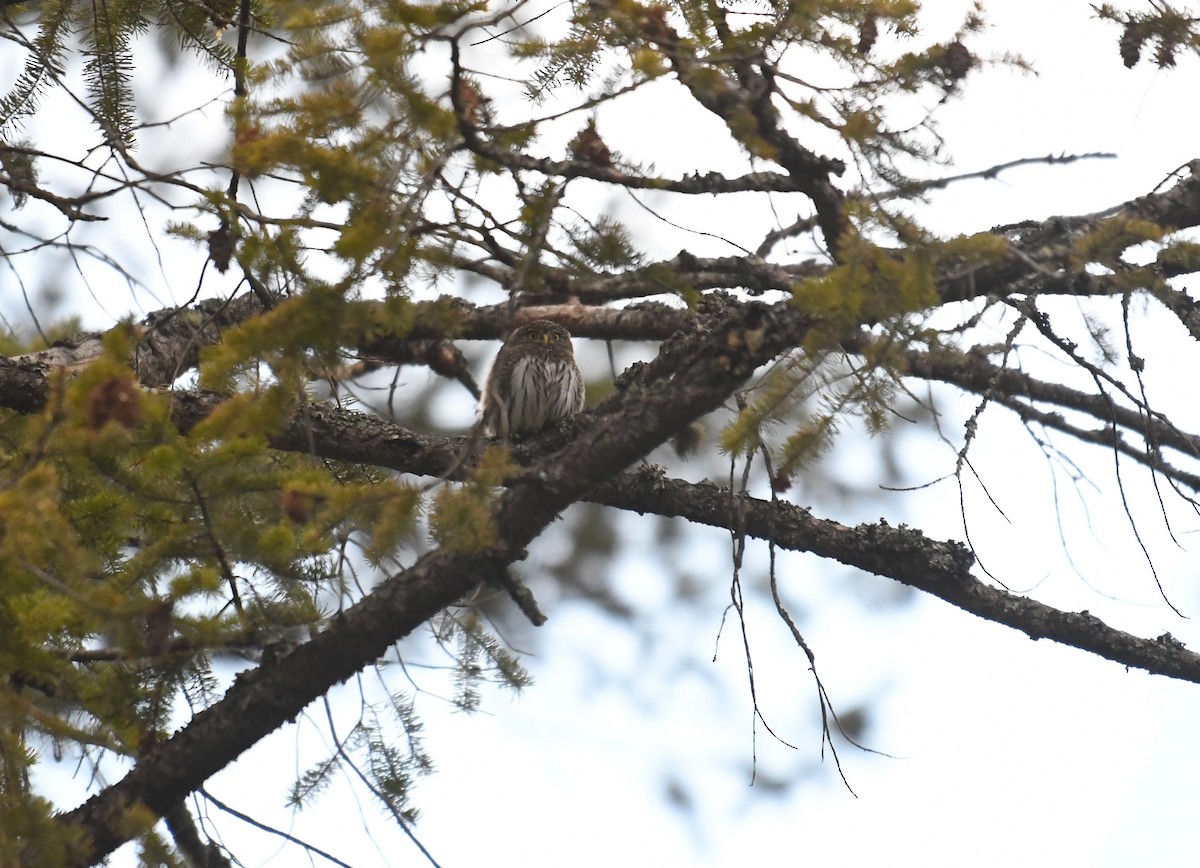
[9,1,1200,865]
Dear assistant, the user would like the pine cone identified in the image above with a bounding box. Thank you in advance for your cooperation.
[857,13,878,55]
[1119,20,1144,68]
[942,41,974,82]
[570,120,613,168]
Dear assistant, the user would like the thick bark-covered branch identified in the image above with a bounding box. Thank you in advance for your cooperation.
[56,298,806,864]
[941,164,1200,305]
[9,167,1200,413]
[169,391,1200,683]
[587,469,1200,682]
[10,293,267,390]
[32,292,1200,860]
[4,296,694,410]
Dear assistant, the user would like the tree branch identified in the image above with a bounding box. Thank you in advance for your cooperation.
[36,288,1200,858]
[635,8,849,253]
[9,163,1200,406]
[886,340,1200,490]
[170,389,1200,683]
[55,298,806,863]
[588,468,1200,681]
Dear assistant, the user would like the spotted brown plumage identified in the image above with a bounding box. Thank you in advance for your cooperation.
[480,320,585,438]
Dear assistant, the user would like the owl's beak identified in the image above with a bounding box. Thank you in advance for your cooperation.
[542,334,549,344]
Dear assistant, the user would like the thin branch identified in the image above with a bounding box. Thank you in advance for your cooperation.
[199,789,355,868]
[894,151,1117,198]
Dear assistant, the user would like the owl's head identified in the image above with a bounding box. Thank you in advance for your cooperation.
[508,320,575,356]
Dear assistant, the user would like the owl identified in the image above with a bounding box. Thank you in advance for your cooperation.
[480,320,585,438]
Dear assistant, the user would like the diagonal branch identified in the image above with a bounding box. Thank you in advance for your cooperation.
[940,163,1200,305]
[886,340,1200,490]
[28,282,1200,862]
[167,390,1200,684]
[637,9,848,253]
[586,469,1200,682]
[55,298,807,864]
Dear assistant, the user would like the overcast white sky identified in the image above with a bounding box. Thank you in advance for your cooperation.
[11,1,1200,865]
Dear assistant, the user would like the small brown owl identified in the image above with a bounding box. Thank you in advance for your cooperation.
[480,320,585,438]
